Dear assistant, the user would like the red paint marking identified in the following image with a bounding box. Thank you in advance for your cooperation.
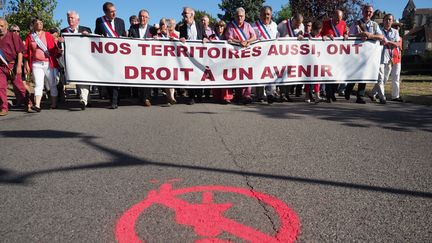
[115,182,300,243]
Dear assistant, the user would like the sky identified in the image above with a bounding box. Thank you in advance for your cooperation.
[51,0,432,29]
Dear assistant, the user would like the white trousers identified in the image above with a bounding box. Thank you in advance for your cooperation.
[33,61,57,97]
[78,85,90,105]
[390,63,401,99]
[371,63,391,100]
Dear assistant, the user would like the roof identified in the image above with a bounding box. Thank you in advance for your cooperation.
[414,8,432,15]
[406,25,432,42]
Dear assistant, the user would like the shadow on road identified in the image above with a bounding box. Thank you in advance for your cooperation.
[238,102,432,133]
[1,130,431,199]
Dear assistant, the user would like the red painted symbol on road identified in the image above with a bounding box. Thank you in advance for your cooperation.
[115,181,300,243]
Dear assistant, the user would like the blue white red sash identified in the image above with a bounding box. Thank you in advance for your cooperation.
[100,16,119,37]
[382,28,394,58]
[31,32,50,56]
[231,21,247,41]
[361,19,373,33]
[0,49,9,66]
[255,20,271,40]
[330,19,341,37]
[286,20,295,37]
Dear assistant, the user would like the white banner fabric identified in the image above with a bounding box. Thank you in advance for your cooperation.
[64,35,383,88]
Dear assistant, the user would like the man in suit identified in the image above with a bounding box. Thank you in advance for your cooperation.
[95,2,127,109]
[60,10,92,110]
[128,9,153,107]
[179,7,208,105]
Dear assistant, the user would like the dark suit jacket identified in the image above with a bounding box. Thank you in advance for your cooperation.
[128,24,153,38]
[95,17,127,37]
[178,21,207,40]
[61,25,92,34]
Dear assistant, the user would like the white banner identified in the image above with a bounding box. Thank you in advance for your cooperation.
[64,35,383,88]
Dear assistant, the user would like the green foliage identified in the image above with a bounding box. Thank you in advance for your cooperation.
[195,10,217,26]
[218,0,265,23]
[289,0,365,24]
[5,0,60,39]
[274,3,292,23]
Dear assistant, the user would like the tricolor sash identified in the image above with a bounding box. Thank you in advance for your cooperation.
[382,29,393,58]
[31,32,50,56]
[286,19,296,37]
[231,21,247,41]
[0,49,9,66]
[330,19,341,37]
[100,16,119,37]
[255,20,272,40]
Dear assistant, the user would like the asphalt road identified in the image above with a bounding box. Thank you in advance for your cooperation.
[1,97,431,242]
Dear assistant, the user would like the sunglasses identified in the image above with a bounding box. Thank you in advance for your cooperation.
[11,29,20,32]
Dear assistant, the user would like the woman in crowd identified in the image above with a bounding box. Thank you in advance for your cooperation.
[304,21,323,103]
[210,20,234,104]
[156,18,176,105]
[24,18,61,111]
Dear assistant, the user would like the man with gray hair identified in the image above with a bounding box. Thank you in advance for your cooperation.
[345,4,384,104]
[128,9,153,107]
[60,10,92,110]
[225,7,256,104]
[253,6,278,104]
[179,6,208,105]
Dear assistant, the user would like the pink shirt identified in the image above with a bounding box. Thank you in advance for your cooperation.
[225,21,256,41]
[30,32,49,62]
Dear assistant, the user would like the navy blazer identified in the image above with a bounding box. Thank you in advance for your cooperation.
[128,24,153,38]
[61,25,92,34]
[95,17,127,37]
[178,21,207,40]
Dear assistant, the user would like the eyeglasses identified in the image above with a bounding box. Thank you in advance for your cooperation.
[11,29,20,32]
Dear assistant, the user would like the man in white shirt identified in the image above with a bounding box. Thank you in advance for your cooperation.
[368,13,400,104]
[60,11,92,110]
[345,4,384,104]
[253,6,278,103]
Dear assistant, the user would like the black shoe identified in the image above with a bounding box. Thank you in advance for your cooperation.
[242,97,253,105]
[326,98,332,103]
[338,91,345,97]
[267,95,274,104]
[109,104,118,109]
[331,95,337,102]
[344,92,350,100]
[367,94,377,102]
[187,98,195,105]
[80,101,86,110]
[32,106,41,112]
[391,98,403,102]
[355,97,366,104]
[379,99,387,104]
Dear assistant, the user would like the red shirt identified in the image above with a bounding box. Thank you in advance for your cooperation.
[0,32,25,63]
[321,19,347,38]
[24,31,60,71]
[392,37,402,64]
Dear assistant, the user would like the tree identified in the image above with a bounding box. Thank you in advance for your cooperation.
[289,0,365,24]
[218,0,265,23]
[5,0,60,39]
[195,10,217,26]
[274,3,292,23]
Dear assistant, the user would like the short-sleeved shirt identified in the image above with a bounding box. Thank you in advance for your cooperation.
[277,19,304,37]
[349,19,382,36]
[225,21,256,41]
[0,32,25,63]
[252,20,278,40]
[381,27,400,64]
[321,19,348,37]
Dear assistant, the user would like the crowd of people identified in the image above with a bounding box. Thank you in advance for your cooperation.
[0,2,404,116]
